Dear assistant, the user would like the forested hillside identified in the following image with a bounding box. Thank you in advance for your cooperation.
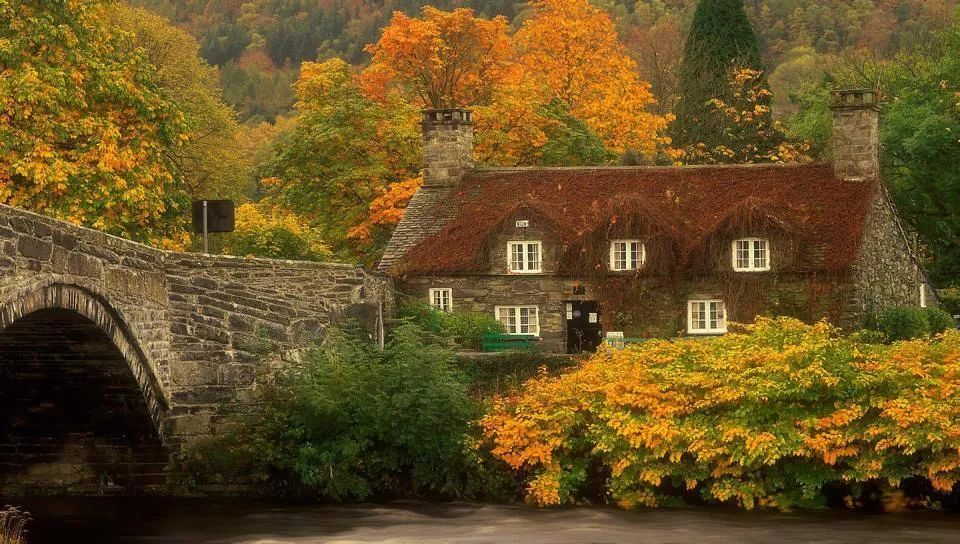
[133,0,957,122]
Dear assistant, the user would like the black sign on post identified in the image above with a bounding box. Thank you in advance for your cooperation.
[191,200,235,254]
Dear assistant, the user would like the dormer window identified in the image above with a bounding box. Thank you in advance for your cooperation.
[732,238,770,272]
[609,240,645,271]
[508,241,542,273]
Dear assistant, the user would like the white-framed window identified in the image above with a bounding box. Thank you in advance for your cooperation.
[920,284,927,308]
[687,299,726,334]
[609,240,645,271]
[732,238,770,271]
[495,306,540,336]
[428,288,453,312]
[508,241,542,273]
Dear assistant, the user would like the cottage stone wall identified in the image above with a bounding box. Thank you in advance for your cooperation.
[401,271,854,353]
[0,204,386,493]
[851,188,933,319]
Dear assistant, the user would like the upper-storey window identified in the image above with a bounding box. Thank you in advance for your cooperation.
[508,241,542,273]
[732,238,770,272]
[428,288,453,312]
[609,240,645,271]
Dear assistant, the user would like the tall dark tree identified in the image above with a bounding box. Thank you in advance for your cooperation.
[672,0,764,150]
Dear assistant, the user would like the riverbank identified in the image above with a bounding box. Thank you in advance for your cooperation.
[7,497,960,543]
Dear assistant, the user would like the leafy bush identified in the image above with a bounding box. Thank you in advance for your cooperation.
[940,288,960,319]
[482,318,960,510]
[865,306,956,342]
[456,352,579,397]
[183,322,518,500]
[400,302,503,351]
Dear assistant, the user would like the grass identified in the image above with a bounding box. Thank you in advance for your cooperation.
[0,506,30,544]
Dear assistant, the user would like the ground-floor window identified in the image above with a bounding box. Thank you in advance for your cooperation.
[428,288,453,312]
[495,305,540,335]
[687,299,726,334]
[920,284,927,308]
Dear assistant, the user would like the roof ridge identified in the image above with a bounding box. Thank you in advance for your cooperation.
[469,162,830,174]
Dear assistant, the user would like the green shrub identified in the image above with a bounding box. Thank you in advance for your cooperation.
[926,307,957,335]
[865,306,956,341]
[400,302,503,351]
[456,352,579,397]
[183,322,518,501]
[939,287,960,318]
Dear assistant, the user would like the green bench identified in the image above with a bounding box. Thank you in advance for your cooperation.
[482,333,538,352]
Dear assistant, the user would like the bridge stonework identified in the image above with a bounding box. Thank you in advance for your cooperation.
[0,205,387,493]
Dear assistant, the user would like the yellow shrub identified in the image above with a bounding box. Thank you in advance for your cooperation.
[482,317,960,510]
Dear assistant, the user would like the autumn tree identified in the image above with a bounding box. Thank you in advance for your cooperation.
[682,68,809,164]
[514,0,672,157]
[112,5,250,201]
[672,0,765,150]
[361,7,516,109]
[260,58,420,263]
[360,6,553,167]
[0,0,188,243]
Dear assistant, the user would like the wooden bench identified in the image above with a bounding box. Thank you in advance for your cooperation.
[482,333,538,352]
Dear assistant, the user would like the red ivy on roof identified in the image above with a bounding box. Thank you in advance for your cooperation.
[394,163,876,275]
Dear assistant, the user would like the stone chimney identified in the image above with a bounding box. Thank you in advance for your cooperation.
[422,108,474,187]
[829,89,880,181]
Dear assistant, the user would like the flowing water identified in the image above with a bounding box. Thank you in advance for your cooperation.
[6,497,960,543]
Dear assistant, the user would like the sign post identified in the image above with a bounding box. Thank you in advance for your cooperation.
[191,200,235,254]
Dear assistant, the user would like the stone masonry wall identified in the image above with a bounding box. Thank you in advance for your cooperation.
[0,204,387,476]
[163,255,385,444]
[851,187,934,319]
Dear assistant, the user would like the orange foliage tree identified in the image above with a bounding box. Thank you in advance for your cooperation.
[361,7,515,109]
[361,7,553,167]
[0,0,188,243]
[514,0,673,156]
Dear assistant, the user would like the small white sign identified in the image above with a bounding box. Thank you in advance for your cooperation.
[515,220,529,228]
[588,313,598,323]
[606,331,624,349]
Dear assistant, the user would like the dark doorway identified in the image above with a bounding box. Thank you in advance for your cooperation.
[566,301,602,354]
[0,309,169,495]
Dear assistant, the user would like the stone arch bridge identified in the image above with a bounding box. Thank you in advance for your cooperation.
[0,205,386,494]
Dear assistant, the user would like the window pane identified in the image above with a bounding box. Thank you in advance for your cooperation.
[496,307,510,333]
[629,242,639,269]
[511,244,524,271]
[691,302,706,329]
[528,243,540,270]
[754,240,767,269]
[736,240,751,269]
[519,307,530,333]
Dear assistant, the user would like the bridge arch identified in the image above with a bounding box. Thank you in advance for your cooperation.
[0,283,170,493]
[0,282,168,427]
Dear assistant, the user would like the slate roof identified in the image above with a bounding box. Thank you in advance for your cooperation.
[381,163,877,276]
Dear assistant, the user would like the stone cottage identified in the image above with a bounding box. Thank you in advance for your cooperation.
[380,90,937,353]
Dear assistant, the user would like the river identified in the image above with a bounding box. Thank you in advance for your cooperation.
[5,498,960,543]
